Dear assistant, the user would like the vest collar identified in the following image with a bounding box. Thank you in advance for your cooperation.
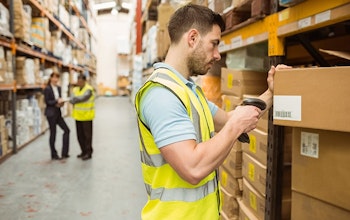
[153,62,197,93]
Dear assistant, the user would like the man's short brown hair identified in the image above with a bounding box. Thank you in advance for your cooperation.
[167,3,225,44]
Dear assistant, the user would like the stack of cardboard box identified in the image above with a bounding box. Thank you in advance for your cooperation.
[13,0,31,43]
[273,66,350,220]
[219,67,268,219]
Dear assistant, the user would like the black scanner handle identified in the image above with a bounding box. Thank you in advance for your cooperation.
[237,98,267,143]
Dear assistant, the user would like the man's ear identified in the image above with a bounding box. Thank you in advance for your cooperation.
[187,29,199,48]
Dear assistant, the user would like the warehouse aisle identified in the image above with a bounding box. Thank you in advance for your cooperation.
[0,96,147,219]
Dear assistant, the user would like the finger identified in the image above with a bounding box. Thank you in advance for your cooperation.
[275,64,292,70]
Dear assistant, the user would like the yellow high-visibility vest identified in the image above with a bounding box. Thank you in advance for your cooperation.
[72,84,95,121]
[135,68,220,220]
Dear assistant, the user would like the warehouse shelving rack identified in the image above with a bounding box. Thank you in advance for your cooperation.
[0,0,96,162]
[220,0,350,219]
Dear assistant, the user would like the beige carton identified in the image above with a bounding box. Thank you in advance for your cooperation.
[273,66,350,132]
[221,68,267,98]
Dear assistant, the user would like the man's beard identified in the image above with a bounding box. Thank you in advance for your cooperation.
[187,43,213,77]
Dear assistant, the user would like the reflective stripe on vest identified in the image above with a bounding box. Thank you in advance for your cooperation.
[145,178,216,202]
[72,84,95,121]
[135,68,220,220]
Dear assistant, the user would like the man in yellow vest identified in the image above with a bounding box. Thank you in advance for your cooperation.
[70,74,95,161]
[135,3,291,220]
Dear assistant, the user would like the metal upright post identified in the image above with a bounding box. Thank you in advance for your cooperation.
[9,0,17,153]
[265,56,286,220]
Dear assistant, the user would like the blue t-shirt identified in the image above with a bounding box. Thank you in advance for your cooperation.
[140,63,218,148]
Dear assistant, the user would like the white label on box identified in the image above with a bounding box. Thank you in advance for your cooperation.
[273,95,301,121]
[298,17,311,29]
[315,10,331,24]
[300,132,319,158]
[231,36,243,49]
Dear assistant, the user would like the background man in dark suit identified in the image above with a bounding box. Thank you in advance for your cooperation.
[43,72,70,160]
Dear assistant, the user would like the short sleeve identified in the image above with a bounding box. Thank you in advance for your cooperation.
[140,86,197,148]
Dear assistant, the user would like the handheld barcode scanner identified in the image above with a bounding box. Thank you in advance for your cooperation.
[237,98,267,143]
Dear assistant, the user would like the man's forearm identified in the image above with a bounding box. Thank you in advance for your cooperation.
[258,89,273,117]
[70,90,92,104]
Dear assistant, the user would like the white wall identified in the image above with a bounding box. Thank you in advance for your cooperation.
[96,13,132,89]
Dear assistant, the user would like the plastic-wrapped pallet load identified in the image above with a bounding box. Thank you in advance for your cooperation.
[0,3,12,37]
[71,15,80,37]
[0,46,7,84]
[46,0,59,16]
[16,57,35,85]
[225,43,268,72]
[31,17,50,50]
[0,115,9,158]
[58,4,70,29]
[13,0,31,42]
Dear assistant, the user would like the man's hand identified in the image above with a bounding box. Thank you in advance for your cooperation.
[267,64,292,93]
[228,105,260,134]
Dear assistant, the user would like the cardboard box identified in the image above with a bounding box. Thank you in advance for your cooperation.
[157,3,175,30]
[237,198,259,220]
[221,187,239,219]
[200,75,222,107]
[273,67,350,133]
[242,129,268,165]
[242,178,291,220]
[156,28,170,60]
[242,178,265,220]
[219,167,242,197]
[220,210,239,220]
[223,148,242,167]
[242,152,267,196]
[220,158,242,179]
[222,95,242,112]
[291,191,350,220]
[251,0,270,17]
[292,127,350,210]
[221,68,267,98]
[224,10,250,30]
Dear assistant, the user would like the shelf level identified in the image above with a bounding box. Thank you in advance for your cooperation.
[220,0,350,56]
[0,38,94,74]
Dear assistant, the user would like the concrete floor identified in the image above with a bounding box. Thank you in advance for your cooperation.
[0,96,147,220]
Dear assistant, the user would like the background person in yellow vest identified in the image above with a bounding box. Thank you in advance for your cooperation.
[69,74,95,161]
[135,3,291,219]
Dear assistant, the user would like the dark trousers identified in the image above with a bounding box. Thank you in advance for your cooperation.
[75,120,93,156]
[47,115,70,157]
